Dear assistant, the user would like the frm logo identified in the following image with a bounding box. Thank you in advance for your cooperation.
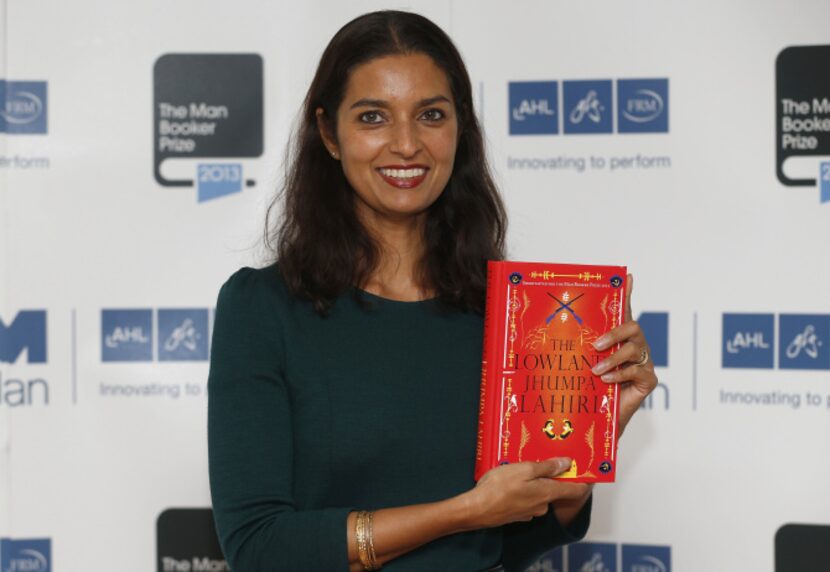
[0,538,51,572]
[0,81,48,134]
[0,311,49,407]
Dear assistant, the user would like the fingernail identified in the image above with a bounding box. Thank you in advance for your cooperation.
[592,360,609,375]
[593,336,610,351]
[557,458,573,472]
[601,373,616,382]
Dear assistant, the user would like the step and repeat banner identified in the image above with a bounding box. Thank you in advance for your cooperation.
[1,0,829,571]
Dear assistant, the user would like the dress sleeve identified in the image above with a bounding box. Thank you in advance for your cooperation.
[500,495,593,572]
[207,268,352,572]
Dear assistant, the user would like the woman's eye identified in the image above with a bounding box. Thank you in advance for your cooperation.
[359,111,384,124]
[421,108,445,122]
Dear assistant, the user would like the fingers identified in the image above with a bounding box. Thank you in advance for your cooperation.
[593,320,644,352]
[592,340,649,377]
[624,273,634,322]
[530,457,572,478]
[600,362,658,394]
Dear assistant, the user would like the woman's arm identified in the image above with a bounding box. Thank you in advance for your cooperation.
[344,457,588,571]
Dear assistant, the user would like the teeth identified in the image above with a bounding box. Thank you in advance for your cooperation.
[380,168,426,179]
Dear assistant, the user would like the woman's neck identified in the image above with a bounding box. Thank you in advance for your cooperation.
[357,208,433,302]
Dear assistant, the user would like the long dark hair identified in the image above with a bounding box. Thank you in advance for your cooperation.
[266,10,506,315]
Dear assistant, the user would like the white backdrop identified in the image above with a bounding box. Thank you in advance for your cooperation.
[1,0,829,570]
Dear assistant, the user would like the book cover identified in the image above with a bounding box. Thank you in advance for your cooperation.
[475,261,627,483]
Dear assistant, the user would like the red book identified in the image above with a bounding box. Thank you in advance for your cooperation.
[475,261,627,483]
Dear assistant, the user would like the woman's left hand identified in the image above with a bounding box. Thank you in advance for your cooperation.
[589,274,658,435]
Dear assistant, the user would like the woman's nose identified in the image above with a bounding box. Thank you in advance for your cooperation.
[389,120,420,157]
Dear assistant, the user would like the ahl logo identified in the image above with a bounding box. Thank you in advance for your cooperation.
[0,81,48,134]
[618,79,669,133]
[0,538,51,572]
[509,81,558,135]
[153,54,263,202]
[102,309,210,363]
[722,313,775,369]
[622,544,671,572]
[102,309,153,362]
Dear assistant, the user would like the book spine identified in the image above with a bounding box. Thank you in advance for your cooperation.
[474,261,504,480]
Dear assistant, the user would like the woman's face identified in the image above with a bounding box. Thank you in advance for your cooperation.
[322,53,459,227]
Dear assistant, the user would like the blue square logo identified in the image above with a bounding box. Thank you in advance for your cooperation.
[617,79,669,133]
[0,81,48,134]
[102,309,153,362]
[638,312,669,367]
[563,80,613,134]
[509,81,558,135]
[568,542,616,572]
[526,546,563,572]
[622,544,671,572]
[0,310,47,364]
[821,162,830,203]
[1,538,52,572]
[158,309,209,361]
[779,314,830,370]
[722,313,775,369]
[197,163,243,202]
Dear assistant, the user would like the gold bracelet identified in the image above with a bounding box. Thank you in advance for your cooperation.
[355,510,381,570]
[356,511,369,569]
[366,510,379,570]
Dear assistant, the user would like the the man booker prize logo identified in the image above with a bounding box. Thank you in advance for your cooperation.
[153,54,263,202]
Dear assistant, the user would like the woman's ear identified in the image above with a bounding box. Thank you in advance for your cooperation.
[316,108,339,160]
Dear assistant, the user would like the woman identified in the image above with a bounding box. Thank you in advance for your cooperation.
[207,10,657,572]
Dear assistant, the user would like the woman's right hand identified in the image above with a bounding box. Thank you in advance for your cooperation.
[462,458,590,528]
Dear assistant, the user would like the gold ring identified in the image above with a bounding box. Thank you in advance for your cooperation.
[635,348,649,366]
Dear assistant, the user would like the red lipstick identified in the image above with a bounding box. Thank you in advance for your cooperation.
[376,164,429,189]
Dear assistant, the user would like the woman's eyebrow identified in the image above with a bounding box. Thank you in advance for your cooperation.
[349,95,452,110]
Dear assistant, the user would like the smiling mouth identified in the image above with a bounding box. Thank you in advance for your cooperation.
[377,166,429,189]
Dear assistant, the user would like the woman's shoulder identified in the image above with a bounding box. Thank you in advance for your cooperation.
[216,263,292,310]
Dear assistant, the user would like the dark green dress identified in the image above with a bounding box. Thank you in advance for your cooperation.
[207,265,590,572]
